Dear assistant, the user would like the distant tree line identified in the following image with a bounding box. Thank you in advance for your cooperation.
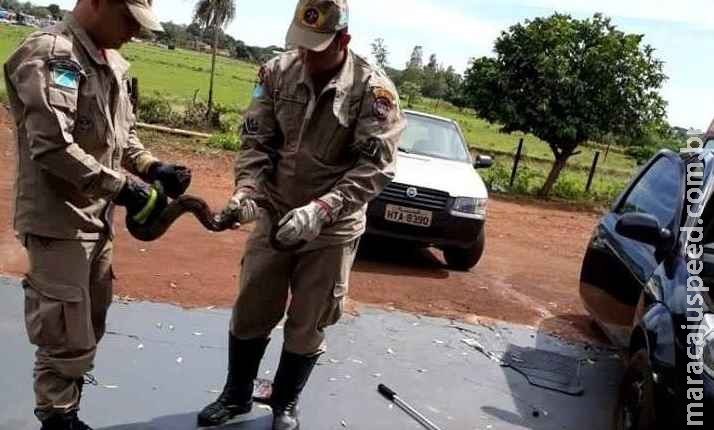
[371,41,465,109]
[0,1,63,20]
[155,21,282,64]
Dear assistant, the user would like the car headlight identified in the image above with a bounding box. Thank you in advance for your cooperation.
[702,314,714,378]
[450,197,487,219]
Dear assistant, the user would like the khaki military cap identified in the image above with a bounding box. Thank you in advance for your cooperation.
[286,0,349,52]
[127,0,164,32]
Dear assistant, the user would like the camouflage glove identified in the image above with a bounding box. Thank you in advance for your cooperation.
[275,200,332,245]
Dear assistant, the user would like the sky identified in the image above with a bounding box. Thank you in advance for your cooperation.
[46,0,714,130]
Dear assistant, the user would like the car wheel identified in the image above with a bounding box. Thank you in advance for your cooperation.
[613,349,658,430]
[443,228,485,271]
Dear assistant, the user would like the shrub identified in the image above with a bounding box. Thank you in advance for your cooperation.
[207,133,240,151]
[137,94,174,124]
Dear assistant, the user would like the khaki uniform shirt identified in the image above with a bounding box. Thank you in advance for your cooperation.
[4,14,157,240]
[235,50,407,249]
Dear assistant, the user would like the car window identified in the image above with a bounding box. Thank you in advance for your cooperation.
[616,156,681,228]
[400,114,470,162]
[706,138,714,150]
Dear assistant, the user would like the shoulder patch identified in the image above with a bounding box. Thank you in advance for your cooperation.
[371,87,396,121]
[49,59,81,90]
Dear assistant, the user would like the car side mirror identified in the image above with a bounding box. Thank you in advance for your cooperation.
[474,155,494,169]
[615,213,673,249]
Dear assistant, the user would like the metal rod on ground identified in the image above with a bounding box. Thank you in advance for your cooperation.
[586,151,601,193]
[378,384,443,430]
[510,138,524,189]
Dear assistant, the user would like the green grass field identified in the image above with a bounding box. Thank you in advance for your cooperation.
[0,23,634,202]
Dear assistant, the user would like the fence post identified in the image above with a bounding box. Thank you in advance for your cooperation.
[586,151,601,193]
[510,138,524,189]
[130,77,140,115]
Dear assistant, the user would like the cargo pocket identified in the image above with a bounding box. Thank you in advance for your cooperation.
[23,278,83,348]
[275,93,308,147]
[318,282,347,329]
[315,123,353,165]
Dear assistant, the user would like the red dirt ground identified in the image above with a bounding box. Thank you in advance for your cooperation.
[0,107,607,344]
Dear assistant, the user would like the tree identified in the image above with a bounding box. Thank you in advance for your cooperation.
[193,0,236,117]
[426,53,438,72]
[407,45,423,70]
[622,121,683,165]
[47,3,60,19]
[370,37,389,69]
[463,13,667,196]
[399,81,421,108]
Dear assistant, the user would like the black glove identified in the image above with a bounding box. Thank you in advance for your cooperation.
[114,178,156,223]
[147,162,192,199]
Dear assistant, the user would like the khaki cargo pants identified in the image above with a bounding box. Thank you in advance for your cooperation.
[230,217,359,356]
[21,234,113,420]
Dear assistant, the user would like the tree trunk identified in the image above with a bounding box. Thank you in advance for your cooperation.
[207,25,219,118]
[539,146,575,197]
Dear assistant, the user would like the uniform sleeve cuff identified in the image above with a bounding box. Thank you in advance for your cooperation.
[136,155,160,177]
[317,192,344,223]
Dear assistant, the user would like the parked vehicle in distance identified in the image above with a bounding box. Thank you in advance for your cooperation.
[366,110,493,271]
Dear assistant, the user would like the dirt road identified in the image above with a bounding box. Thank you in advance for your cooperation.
[0,108,605,343]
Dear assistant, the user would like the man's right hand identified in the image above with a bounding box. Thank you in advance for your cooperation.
[114,178,158,224]
[221,189,259,228]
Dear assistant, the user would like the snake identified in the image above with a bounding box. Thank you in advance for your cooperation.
[125,186,306,252]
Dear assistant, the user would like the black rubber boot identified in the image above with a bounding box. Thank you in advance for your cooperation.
[270,350,320,430]
[197,335,270,427]
[40,411,92,430]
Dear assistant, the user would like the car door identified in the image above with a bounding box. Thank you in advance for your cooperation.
[580,153,684,347]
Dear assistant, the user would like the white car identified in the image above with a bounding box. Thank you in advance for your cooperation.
[366,110,493,270]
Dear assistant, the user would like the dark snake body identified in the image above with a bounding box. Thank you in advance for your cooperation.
[126,194,306,252]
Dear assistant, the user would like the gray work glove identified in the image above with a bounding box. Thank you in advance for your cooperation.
[220,189,259,229]
[275,200,332,245]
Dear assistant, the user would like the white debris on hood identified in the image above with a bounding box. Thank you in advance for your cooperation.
[350,359,364,365]
[387,348,395,355]
[137,344,144,350]
[102,385,119,389]
[192,332,204,337]
[461,338,503,363]
[176,357,183,364]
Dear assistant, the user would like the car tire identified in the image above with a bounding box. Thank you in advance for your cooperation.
[612,349,659,430]
[443,228,485,271]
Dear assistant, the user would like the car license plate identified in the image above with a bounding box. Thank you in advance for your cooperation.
[384,204,432,227]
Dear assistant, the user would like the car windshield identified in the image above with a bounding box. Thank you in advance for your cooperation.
[399,113,471,162]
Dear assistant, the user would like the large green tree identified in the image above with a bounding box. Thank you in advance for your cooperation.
[464,13,667,196]
[193,0,236,117]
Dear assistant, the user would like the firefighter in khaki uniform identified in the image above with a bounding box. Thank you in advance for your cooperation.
[199,0,407,429]
[4,1,191,429]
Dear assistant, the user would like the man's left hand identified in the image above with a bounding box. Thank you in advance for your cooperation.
[148,162,192,199]
[275,200,332,245]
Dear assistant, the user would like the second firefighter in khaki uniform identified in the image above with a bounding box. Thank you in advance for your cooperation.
[4,2,190,429]
[199,1,407,429]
